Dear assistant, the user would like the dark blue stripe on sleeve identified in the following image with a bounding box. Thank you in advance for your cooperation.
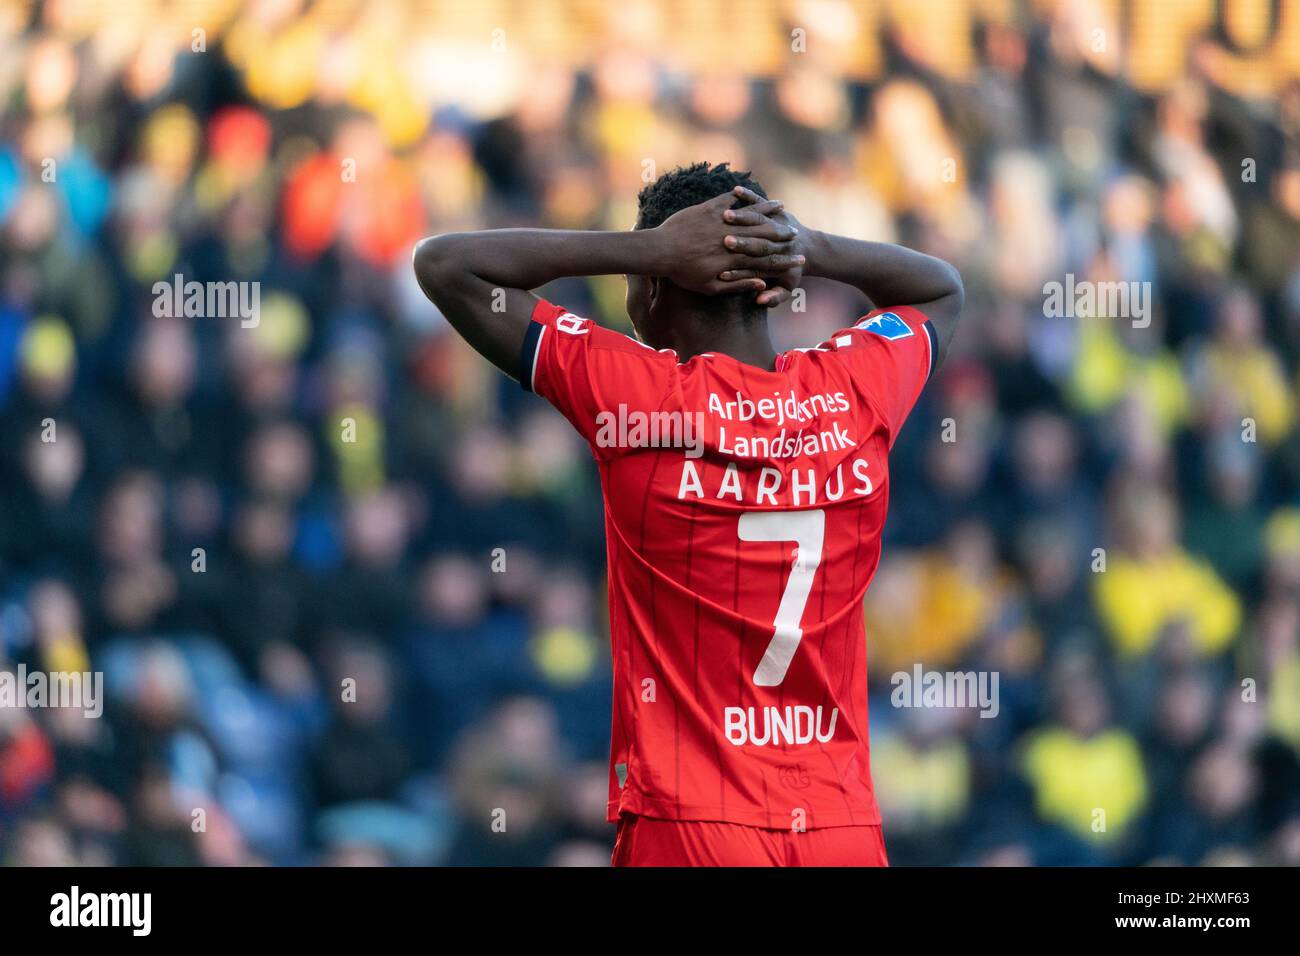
[519,320,543,392]
[923,320,938,381]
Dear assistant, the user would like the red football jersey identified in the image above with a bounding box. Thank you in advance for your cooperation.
[522,297,936,829]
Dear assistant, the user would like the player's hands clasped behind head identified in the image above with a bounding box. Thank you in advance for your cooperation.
[719,185,806,308]
[651,189,805,301]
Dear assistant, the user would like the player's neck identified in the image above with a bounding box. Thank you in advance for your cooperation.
[669,317,779,371]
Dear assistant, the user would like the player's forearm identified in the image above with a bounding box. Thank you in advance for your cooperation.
[801,230,962,308]
[414,228,666,293]
[801,229,962,362]
[412,228,672,376]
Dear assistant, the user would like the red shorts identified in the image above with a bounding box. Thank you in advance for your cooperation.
[611,814,889,867]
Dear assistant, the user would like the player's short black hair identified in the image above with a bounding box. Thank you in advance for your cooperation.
[634,162,769,323]
[634,162,767,230]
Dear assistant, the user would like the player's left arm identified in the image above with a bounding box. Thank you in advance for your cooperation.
[718,187,964,368]
[801,236,963,368]
[412,194,801,380]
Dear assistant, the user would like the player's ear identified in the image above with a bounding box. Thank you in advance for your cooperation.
[648,276,664,311]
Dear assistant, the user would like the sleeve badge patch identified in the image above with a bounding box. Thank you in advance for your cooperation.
[856,311,914,340]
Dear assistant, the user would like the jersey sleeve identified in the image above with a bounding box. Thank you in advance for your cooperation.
[820,305,937,446]
[519,298,678,454]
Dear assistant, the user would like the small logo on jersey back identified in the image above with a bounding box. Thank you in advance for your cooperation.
[778,764,812,789]
[857,311,913,340]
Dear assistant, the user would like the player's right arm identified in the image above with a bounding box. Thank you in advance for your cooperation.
[411,194,800,380]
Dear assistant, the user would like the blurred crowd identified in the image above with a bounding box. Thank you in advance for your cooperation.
[2,0,1300,866]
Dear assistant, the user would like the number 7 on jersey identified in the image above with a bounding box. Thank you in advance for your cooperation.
[737,509,826,686]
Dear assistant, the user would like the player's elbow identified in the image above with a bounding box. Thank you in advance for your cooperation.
[929,261,964,365]
[930,259,965,335]
[412,234,470,297]
[936,258,964,307]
